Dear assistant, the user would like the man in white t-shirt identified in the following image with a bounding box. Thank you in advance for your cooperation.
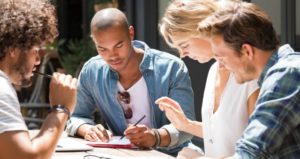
[66,8,195,156]
[0,0,77,159]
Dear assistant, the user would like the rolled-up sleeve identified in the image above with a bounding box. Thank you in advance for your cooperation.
[66,116,95,136]
[66,67,97,136]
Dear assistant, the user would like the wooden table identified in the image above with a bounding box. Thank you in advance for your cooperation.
[30,130,175,159]
[53,147,175,159]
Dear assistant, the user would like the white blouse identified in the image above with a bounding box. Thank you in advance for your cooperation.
[202,62,259,157]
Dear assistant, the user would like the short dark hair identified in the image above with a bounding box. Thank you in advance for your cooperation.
[198,1,280,54]
[0,0,58,60]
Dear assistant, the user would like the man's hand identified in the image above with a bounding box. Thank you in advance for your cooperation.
[124,124,156,148]
[81,124,112,142]
[49,72,77,113]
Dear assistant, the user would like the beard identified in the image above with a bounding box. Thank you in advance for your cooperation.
[13,51,33,87]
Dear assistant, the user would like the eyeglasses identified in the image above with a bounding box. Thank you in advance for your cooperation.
[31,46,47,57]
[117,91,133,119]
[83,154,112,159]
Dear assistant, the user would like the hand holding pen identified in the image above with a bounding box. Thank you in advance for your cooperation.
[122,115,159,148]
[120,115,146,140]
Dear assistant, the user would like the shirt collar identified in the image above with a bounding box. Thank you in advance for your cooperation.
[257,44,293,86]
[132,40,154,72]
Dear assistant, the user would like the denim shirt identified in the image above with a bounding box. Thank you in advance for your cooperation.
[66,40,195,155]
[233,44,300,158]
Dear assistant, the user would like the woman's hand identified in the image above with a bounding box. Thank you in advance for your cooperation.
[177,147,204,159]
[155,97,190,131]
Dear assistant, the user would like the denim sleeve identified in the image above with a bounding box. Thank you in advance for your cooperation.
[233,67,300,158]
[162,61,195,148]
[66,68,97,136]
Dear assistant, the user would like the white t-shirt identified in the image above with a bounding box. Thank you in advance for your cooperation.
[202,62,259,157]
[0,70,27,134]
[117,77,152,127]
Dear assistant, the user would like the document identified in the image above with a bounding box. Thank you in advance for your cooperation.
[56,137,93,152]
[85,136,136,149]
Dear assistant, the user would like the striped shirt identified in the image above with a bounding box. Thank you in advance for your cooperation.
[233,44,300,158]
[0,70,27,134]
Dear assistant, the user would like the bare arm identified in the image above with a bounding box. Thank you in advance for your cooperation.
[0,112,68,159]
[0,73,77,159]
[247,89,260,117]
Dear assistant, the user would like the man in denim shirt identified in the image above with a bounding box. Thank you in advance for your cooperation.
[194,1,300,159]
[66,8,195,156]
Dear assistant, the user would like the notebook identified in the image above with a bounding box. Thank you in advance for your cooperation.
[56,137,94,152]
[85,136,136,149]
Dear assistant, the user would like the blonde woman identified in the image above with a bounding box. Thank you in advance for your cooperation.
[156,0,259,158]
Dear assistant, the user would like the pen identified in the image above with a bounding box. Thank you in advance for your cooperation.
[120,115,146,140]
[33,71,52,79]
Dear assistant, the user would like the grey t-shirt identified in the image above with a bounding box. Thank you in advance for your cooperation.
[0,70,27,134]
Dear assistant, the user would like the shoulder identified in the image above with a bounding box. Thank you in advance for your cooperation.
[226,73,259,98]
[135,40,185,67]
[80,55,109,76]
[0,77,17,100]
[270,45,300,74]
[265,55,300,84]
[82,55,106,70]
[207,62,218,75]
[151,49,183,64]
[144,48,187,73]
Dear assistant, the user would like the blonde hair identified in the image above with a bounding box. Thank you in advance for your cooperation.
[159,0,217,48]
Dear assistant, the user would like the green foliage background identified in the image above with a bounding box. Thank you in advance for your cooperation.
[58,39,97,77]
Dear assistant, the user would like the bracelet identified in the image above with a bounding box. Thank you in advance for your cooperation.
[48,105,70,119]
[152,129,161,148]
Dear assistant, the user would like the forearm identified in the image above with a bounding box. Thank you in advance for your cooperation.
[30,111,69,159]
[158,128,171,147]
[183,120,203,138]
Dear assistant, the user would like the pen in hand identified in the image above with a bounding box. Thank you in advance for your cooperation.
[120,115,146,140]
[33,71,52,79]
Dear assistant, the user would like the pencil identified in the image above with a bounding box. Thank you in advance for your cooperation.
[120,115,146,140]
[33,71,52,79]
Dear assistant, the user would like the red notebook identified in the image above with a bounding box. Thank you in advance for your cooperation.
[86,136,137,149]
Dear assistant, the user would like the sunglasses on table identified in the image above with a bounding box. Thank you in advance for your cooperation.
[117,91,133,119]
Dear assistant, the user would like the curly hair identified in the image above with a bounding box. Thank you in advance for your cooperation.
[0,0,58,60]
